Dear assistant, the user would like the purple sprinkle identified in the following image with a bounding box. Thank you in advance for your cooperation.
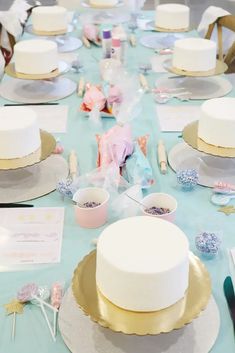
[83,201,101,208]
[145,206,170,215]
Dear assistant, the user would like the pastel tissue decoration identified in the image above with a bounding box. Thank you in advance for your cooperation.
[96,124,134,168]
[136,134,149,156]
[107,85,123,114]
[122,142,154,189]
[81,84,106,112]
[83,23,100,42]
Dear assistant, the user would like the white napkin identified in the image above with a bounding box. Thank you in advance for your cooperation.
[0,51,5,80]
[124,0,146,12]
[197,6,235,53]
[0,0,31,38]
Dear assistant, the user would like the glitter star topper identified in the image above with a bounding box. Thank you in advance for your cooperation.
[4,299,24,340]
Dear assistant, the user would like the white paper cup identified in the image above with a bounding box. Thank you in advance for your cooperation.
[73,187,110,228]
[141,193,177,223]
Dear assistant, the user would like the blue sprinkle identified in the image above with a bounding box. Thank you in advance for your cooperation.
[177,169,199,190]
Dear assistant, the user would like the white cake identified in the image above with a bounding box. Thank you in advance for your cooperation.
[155,3,190,30]
[172,38,217,72]
[0,107,41,159]
[198,97,235,148]
[96,216,189,312]
[14,40,58,75]
[89,0,118,7]
[32,6,68,33]
[57,0,80,10]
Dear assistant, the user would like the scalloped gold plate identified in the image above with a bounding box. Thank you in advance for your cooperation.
[147,21,189,32]
[72,250,211,335]
[5,63,59,80]
[165,59,227,77]
[183,120,235,158]
[0,130,56,170]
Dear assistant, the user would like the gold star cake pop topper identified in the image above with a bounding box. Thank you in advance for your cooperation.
[4,299,24,315]
[4,299,24,341]
[218,205,235,216]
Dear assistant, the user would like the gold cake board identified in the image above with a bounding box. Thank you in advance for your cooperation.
[82,0,124,8]
[183,121,235,158]
[33,28,67,36]
[147,21,189,32]
[5,63,60,80]
[72,250,211,335]
[0,130,56,170]
[167,60,228,77]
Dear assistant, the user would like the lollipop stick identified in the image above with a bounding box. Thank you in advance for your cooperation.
[12,313,16,341]
[39,302,55,342]
[32,295,58,312]
[53,310,57,336]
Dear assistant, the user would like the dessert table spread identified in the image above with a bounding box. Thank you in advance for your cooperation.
[0,10,235,353]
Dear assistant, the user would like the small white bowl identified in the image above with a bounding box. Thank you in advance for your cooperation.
[141,193,177,223]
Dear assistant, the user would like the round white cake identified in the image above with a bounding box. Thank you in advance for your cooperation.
[57,0,80,10]
[14,40,58,75]
[172,38,217,72]
[198,97,235,148]
[89,0,118,7]
[96,216,189,312]
[155,3,190,30]
[32,6,68,33]
[0,107,41,159]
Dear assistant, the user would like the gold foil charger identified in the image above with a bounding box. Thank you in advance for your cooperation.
[183,121,235,157]
[72,250,211,335]
[0,130,56,170]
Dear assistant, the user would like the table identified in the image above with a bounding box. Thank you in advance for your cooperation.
[0,11,235,353]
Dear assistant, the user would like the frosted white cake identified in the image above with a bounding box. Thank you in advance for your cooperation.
[32,6,68,33]
[89,0,118,7]
[57,0,80,10]
[155,4,190,30]
[14,40,58,75]
[172,38,217,72]
[198,97,235,148]
[0,107,41,159]
[96,216,189,312]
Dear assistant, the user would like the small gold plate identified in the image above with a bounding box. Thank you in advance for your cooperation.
[183,121,235,157]
[167,60,227,77]
[0,130,56,170]
[72,250,211,335]
[5,63,59,80]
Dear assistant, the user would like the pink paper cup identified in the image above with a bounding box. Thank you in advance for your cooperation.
[141,193,177,223]
[73,187,110,228]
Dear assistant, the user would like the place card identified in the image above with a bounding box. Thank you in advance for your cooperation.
[151,55,169,73]
[29,105,68,133]
[157,105,200,132]
[0,207,64,266]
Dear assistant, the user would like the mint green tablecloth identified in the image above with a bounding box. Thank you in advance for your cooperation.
[0,12,235,353]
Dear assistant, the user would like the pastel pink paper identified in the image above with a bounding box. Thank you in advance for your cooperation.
[83,24,99,41]
[107,85,122,105]
[96,124,133,168]
[83,85,106,111]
